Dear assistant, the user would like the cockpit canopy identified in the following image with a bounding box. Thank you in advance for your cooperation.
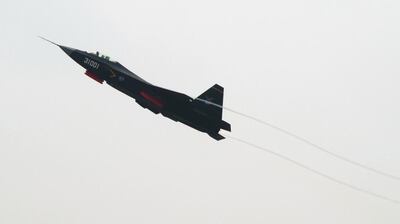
[90,51,114,62]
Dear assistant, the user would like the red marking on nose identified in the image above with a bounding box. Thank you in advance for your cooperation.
[85,70,104,84]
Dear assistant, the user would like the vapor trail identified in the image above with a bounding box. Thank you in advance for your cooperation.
[196,98,400,181]
[227,135,400,204]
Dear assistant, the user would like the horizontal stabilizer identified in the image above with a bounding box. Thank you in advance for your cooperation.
[208,133,225,141]
[220,120,231,132]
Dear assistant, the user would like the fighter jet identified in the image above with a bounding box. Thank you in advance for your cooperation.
[41,37,231,140]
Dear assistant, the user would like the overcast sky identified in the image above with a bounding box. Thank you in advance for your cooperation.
[1,0,400,223]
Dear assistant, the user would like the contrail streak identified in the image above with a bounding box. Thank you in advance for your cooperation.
[227,135,400,204]
[196,98,400,181]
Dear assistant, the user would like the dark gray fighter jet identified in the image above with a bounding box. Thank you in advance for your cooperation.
[41,37,231,140]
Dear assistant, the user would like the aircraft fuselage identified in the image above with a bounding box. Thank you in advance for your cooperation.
[55,43,230,140]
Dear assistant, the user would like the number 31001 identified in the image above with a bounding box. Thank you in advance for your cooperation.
[84,58,100,69]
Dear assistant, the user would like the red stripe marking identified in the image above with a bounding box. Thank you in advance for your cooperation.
[139,91,163,108]
[85,70,104,84]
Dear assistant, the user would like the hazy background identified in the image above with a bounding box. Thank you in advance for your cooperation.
[1,0,400,223]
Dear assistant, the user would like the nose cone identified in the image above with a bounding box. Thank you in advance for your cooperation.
[59,45,76,56]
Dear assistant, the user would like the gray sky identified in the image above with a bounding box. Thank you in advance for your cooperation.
[1,0,400,223]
